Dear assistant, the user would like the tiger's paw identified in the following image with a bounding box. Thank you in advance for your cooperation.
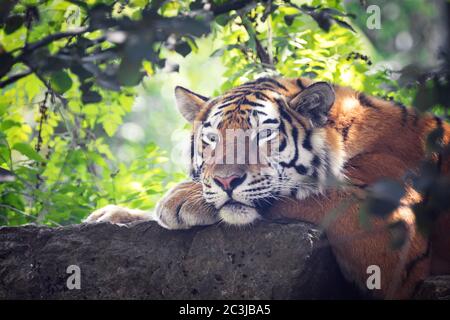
[84,205,153,225]
[155,181,219,229]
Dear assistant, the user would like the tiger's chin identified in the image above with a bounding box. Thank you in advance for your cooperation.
[219,202,260,226]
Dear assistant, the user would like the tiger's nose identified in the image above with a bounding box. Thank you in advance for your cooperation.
[213,174,246,192]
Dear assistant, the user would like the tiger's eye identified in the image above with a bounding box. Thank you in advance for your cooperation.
[204,132,219,144]
[259,129,273,139]
[208,133,217,142]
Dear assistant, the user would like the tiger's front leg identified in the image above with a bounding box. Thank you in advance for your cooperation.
[154,180,220,229]
[85,181,220,229]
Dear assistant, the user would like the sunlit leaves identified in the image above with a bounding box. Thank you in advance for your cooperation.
[12,142,44,162]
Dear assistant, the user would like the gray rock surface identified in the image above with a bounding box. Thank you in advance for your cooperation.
[413,276,450,300]
[0,220,360,299]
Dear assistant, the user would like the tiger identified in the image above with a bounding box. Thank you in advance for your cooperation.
[85,76,450,299]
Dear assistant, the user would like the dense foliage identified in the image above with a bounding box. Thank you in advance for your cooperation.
[0,0,449,242]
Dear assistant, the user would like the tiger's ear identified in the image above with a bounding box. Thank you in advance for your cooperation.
[289,82,335,127]
[175,86,209,122]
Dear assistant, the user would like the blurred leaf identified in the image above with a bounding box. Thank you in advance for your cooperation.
[215,13,230,26]
[0,120,21,131]
[4,15,24,34]
[117,59,143,87]
[81,90,102,104]
[365,179,405,217]
[13,143,44,162]
[50,71,73,94]
[174,41,191,57]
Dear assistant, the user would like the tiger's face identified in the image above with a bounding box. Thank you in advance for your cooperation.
[174,78,344,225]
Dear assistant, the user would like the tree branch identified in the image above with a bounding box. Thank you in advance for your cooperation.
[23,26,89,54]
[0,69,33,88]
[240,13,274,68]
[210,0,262,16]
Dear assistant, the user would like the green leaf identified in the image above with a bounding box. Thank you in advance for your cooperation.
[215,13,230,26]
[174,41,191,57]
[117,59,143,87]
[81,90,102,104]
[0,120,21,131]
[13,143,44,162]
[50,71,73,94]
[365,179,406,217]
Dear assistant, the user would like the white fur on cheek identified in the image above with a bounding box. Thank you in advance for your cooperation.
[219,203,260,225]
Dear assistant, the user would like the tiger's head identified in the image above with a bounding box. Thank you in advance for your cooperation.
[174,77,345,225]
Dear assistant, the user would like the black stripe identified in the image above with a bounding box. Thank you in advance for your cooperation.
[302,130,313,151]
[358,93,378,109]
[277,101,292,122]
[262,118,279,124]
[312,155,321,167]
[393,101,408,126]
[241,98,265,107]
[295,164,307,175]
[278,135,287,152]
[217,101,236,109]
[190,134,195,160]
[247,178,266,186]
[212,110,222,117]
[190,134,197,180]
[289,187,297,197]
[278,120,287,152]
[200,106,212,122]
[404,240,431,285]
[254,110,268,116]
[258,78,288,91]
[296,78,305,90]
[174,202,184,225]
[221,95,241,103]
[323,152,330,177]
[279,125,298,168]
[341,119,354,142]
[235,85,280,94]
[277,97,308,131]
[254,92,272,101]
